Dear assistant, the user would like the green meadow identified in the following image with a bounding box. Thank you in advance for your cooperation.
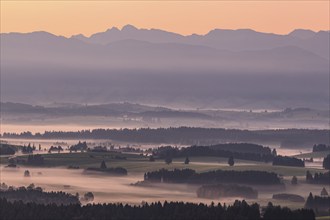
[1,152,325,176]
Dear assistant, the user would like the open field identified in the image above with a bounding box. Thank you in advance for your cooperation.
[1,152,326,176]
[1,150,329,213]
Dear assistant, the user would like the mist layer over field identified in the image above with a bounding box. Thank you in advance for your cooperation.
[0,166,221,204]
[1,165,328,209]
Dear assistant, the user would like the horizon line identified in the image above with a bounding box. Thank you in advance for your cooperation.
[1,24,329,38]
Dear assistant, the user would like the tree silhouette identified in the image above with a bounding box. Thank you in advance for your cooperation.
[83,192,94,202]
[320,187,328,197]
[305,192,314,208]
[272,149,277,156]
[228,156,234,166]
[149,155,155,162]
[165,157,172,165]
[24,170,30,177]
[291,176,298,185]
[100,160,107,169]
[306,171,313,182]
[184,156,190,164]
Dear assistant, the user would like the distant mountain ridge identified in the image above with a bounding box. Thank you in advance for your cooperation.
[71,25,329,59]
[0,26,329,109]
[1,29,328,73]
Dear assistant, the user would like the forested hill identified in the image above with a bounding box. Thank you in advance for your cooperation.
[2,127,329,148]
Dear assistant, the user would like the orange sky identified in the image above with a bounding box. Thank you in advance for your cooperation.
[1,1,329,37]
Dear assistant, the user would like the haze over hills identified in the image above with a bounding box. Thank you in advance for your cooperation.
[0,26,329,109]
[1,102,328,131]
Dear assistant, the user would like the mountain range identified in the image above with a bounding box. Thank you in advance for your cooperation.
[0,25,329,109]
[73,25,329,59]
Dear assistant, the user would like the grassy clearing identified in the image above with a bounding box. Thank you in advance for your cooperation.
[316,216,330,220]
[294,151,330,159]
[1,152,325,176]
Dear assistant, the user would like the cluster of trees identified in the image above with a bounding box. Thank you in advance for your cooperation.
[306,171,330,184]
[153,145,306,167]
[69,141,88,152]
[0,143,42,155]
[312,144,330,152]
[21,144,35,154]
[82,192,94,202]
[144,169,281,185]
[0,198,316,220]
[2,127,328,147]
[305,192,330,214]
[272,156,305,167]
[153,145,274,163]
[323,154,330,170]
[0,184,80,205]
[272,193,305,203]
[88,146,108,153]
[197,184,258,199]
[48,146,63,153]
[208,143,272,154]
[0,144,16,155]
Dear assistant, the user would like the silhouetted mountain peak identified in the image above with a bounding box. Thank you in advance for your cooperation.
[207,28,258,36]
[122,24,138,31]
[289,29,316,39]
[106,26,120,32]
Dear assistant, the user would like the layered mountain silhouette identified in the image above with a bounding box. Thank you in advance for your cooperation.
[1,25,329,108]
[72,25,329,59]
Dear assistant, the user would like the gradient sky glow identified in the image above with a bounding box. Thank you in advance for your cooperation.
[1,1,329,37]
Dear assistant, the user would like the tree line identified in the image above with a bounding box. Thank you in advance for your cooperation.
[153,145,304,167]
[0,198,315,220]
[2,127,328,147]
[306,171,330,185]
[153,145,274,163]
[312,144,330,152]
[144,169,282,185]
[272,156,305,167]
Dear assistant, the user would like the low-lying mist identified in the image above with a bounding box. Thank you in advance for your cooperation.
[1,165,328,207]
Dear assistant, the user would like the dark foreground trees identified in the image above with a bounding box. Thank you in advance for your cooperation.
[0,198,315,220]
[263,202,315,220]
[305,192,330,215]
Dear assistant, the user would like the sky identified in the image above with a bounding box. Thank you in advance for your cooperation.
[1,1,329,37]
